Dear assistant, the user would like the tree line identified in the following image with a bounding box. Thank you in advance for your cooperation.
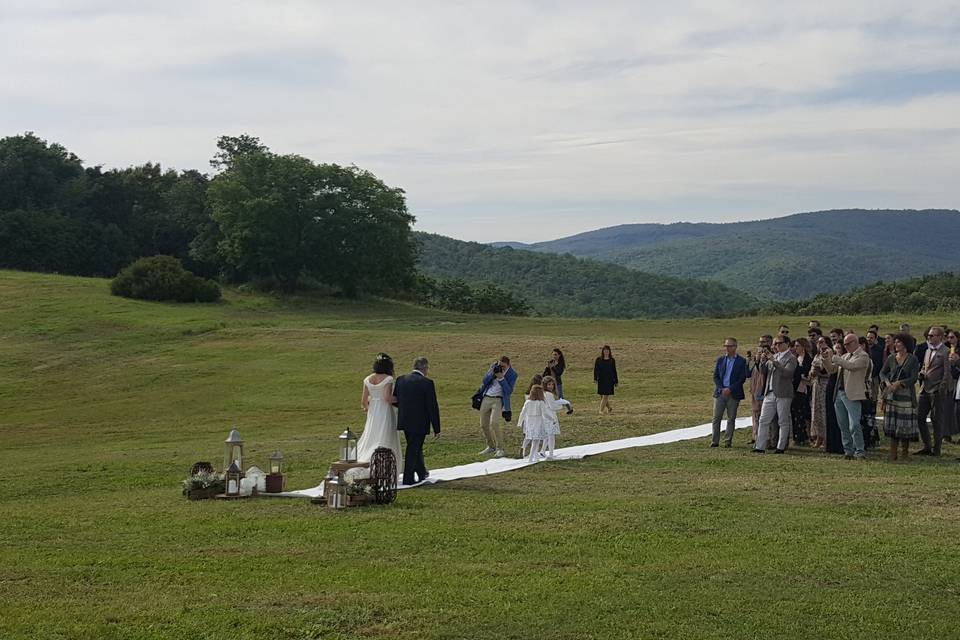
[763,272,960,315]
[0,132,526,314]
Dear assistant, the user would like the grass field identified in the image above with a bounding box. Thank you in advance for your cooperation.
[2,269,960,639]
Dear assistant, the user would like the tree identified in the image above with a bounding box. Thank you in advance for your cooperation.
[206,138,418,294]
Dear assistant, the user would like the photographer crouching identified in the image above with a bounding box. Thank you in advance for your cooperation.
[475,356,518,458]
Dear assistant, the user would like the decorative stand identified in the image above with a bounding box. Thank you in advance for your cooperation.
[371,447,398,505]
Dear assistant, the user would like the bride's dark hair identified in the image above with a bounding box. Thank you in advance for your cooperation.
[372,353,395,376]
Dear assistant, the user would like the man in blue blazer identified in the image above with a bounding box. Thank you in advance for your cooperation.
[712,337,749,447]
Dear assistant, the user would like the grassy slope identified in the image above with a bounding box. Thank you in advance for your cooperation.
[2,270,960,639]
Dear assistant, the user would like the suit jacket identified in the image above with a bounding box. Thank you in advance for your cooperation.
[394,371,441,436]
[713,354,748,400]
[919,343,953,394]
[827,347,870,401]
[763,351,798,399]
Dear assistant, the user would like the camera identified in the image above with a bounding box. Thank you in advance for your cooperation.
[492,362,503,375]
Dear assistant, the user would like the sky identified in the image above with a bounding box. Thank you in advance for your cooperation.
[2,1,959,242]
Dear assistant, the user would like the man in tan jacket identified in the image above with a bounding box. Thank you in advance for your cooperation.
[826,333,871,459]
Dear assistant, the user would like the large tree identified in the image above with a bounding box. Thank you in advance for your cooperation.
[205,136,417,294]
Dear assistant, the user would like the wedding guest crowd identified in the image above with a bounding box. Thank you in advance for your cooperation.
[712,321,959,461]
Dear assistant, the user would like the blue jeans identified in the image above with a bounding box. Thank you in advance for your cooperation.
[834,391,865,457]
[556,382,564,399]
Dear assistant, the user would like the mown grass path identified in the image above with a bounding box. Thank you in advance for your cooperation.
[2,270,958,639]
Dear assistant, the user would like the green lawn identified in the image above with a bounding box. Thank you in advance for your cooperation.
[1,269,958,639]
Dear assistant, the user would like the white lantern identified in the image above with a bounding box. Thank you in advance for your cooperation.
[225,461,242,497]
[224,428,244,476]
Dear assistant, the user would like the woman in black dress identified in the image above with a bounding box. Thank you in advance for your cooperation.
[824,338,845,455]
[544,348,567,399]
[791,337,813,445]
[594,345,618,414]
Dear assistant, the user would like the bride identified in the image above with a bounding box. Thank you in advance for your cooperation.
[355,352,403,464]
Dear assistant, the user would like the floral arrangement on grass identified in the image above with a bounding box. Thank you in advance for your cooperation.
[181,470,225,496]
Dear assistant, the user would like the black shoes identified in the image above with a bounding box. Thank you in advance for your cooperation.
[724,442,732,448]
[752,448,765,454]
[774,449,785,454]
[915,449,933,456]
[710,443,719,448]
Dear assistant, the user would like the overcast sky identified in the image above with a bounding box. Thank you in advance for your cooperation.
[2,1,959,242]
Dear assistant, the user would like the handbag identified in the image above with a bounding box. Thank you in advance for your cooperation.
[471,391,483,410]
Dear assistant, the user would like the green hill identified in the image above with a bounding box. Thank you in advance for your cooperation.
[415,232,758,318]
[765,271,960,316]
[501,209,960,300]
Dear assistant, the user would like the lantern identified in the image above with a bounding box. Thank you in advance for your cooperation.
[269,451,283,475]
[265,452,285,494]
[224,428,244,477]
[327,473,346,509]
[225,461,242,497]
[338,429,358,463]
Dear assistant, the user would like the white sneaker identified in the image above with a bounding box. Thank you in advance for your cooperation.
[479,446,496,455]
[493,448,505,458]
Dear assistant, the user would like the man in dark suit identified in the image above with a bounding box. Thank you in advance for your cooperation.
[394,357,441,484]
[915,326,954,456]
[711,337,749,448]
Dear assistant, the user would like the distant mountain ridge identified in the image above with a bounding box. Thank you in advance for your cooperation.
[415,232,757,319]
[491,209,960,300]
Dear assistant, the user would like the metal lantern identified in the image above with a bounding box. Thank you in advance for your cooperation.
[338,429,358,463]
[224,428,244,477]
[327,473,346,509]
[265,451,285,494]
[269,451,283,475]
[225,461,242,497]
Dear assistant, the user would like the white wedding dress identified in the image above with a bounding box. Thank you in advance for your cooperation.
[356,375,402,464]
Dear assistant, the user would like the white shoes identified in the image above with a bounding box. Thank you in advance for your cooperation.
[493,448,505,458]
[479,446,496,455]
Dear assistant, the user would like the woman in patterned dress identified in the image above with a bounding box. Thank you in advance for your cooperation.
[808,337,832,450]
[879,334,920,461]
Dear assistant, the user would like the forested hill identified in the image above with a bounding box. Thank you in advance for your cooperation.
[764,272,960,316]
[415,232,758,318]
[495,209,960,300]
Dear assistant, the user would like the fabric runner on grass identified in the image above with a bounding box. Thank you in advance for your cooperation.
[270,416,752,499]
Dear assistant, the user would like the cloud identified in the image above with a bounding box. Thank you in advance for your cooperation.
[1,0,958,242]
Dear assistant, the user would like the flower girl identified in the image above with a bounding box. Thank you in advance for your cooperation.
[520,374,543,458]
[541,375,572,458]
[517,384,555,462]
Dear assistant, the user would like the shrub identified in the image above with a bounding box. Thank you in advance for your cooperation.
[111,255,221,303]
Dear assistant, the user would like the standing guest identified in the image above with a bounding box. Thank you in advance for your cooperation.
[866,330,885,401]
[517,385,553,462]
[541,376,571,458]
[858,336,878,449]
[543,349,567,399]
[824,339,845,455]
[711,337,749,448]
[746,335,774,443]
[946,330,960,442]
[809,337,833,449]
[883,333,896,362]
[829,328,845,349]
[879,335,920,461]
[394,357,441,485]
[476,356,517,458]
[825,333,871,459]
[807,327,824,343]
[900,323,912,337]
[791,338,813,445]
[808,320,822,331]
[594,345,619,414]
[915,326,953,456]
[778,325,790,338]
[753,334,797,454]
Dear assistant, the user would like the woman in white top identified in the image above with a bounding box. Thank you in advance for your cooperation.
[356,353,402,464]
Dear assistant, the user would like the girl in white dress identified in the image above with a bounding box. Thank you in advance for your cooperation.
[356,353,403,464]
[541,376,572,458]
[520,374,543,458]
[517,385,556,462]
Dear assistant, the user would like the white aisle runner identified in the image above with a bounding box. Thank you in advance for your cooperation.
[273,416,752,499]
